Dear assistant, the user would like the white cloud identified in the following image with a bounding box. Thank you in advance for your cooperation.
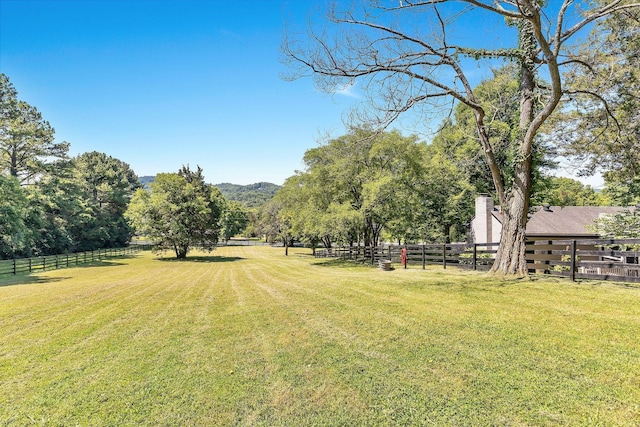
[333,82,360,99]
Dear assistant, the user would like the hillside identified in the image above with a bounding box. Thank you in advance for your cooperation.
[137,176,279,208]
[215,182,280,208]
[138,176,156,189]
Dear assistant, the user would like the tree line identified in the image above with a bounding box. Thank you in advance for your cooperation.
[0,73,141,258]
[280,0,640,273]
[0,74,250,260]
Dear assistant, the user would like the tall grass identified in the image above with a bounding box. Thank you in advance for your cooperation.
[1,247,639,426]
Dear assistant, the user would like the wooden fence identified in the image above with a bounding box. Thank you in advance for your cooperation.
[315,243,498,271]
[0,246,143,277]
[315,238,640,283]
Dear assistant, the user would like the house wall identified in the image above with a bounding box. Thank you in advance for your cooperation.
[471,195,501,244]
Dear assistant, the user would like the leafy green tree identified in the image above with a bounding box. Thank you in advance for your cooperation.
[221,200,249,242]
[277,128,473,247]
[539,177,607,207]
[298,128,426,247]
[0,175,29,258]
[411,150,475,243]
[241,208,261,239]
[125,166,224,259]
[431,65,557,202]
[20,153,140,256]
[283,0,639,275]
[70,151,140,250]
[179,165,226,241]
[23,162,83,256]
[256,197,293,254]
[556,4,640,193]
[591,209,640,240]
[275,172,360,252]
[601,180,640,207]
[0,74,68,184]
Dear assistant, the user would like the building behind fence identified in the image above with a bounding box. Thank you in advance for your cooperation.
[315,239,640,284]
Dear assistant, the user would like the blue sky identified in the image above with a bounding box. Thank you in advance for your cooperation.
[0,0,602,186]
[1,0,363,184]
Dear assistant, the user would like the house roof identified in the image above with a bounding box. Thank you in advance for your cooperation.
[525,206,633,237]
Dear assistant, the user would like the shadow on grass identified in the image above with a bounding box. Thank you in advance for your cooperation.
[0,256,137,287]
[67,258,133,268]
[156,256,244,263]
[0,275,70,288]
[313,258,375,269]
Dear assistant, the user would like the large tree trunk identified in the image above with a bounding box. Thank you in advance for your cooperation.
[174,243,189,259]
[490,16,536,275]
[491,167,531,275]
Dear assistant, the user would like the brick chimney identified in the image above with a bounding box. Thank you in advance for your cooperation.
[473,194,494,244]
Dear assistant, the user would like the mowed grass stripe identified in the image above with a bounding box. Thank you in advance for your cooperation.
[1,254,226,425]
[1,246,639,426]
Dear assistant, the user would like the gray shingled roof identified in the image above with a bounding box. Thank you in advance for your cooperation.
[525,206,633,236]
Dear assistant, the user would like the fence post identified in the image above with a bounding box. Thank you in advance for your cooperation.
[422,245,426,270]
[28,258,32,273]
[473,244,478,271]
[370,246,374,266]
[13,258,16,275]
[442,244,447,269]
[55,255,59,269]
[43,256,46,271]
[570,240,577,282]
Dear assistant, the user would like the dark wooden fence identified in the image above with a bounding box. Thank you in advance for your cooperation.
[526,238,640,283]
[0,246,143,277]
[315,238,640,283]
[315,243,498,271]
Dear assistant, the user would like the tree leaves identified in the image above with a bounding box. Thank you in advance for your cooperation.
[0,74,68,184]
[126,167,224,258]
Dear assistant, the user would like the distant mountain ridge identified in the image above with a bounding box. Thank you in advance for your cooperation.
[215,182,280,208]
[137,176,279,208]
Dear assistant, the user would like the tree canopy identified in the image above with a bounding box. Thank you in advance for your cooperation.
[126,166,225,259]
[283,0,640,274]
[0,74,68,184]
[271,128,474,249]
[70,151,140,250]
[0,175,29,258]
[552,3,640,204]
[0,74,142,259]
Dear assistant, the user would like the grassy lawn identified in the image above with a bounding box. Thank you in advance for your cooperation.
[1,246,639,426]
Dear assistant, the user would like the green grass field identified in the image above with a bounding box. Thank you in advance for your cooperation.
[1,246,639,426]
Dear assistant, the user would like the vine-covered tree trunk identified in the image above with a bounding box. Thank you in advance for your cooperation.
[491,177,531,275]
[490,16,537,276]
